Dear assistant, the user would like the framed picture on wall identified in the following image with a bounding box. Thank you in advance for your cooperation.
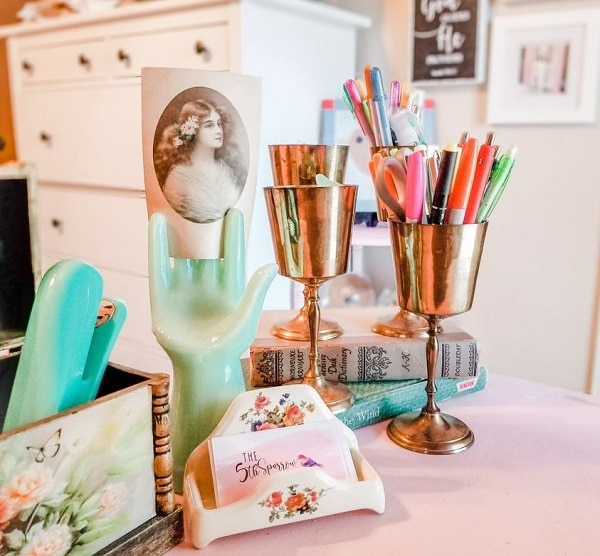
[486,8,600,125]
[410,0,488,85]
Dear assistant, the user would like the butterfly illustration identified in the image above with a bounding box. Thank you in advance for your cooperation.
[27,429,62,463]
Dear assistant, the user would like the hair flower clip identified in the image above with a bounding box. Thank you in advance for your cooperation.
[173,114,200,148]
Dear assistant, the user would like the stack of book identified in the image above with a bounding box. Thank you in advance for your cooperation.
[246,307,487,430]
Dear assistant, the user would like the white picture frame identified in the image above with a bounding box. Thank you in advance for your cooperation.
[486,7,600,125]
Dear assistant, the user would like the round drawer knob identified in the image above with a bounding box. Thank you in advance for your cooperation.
[22,60,33,73]
[195,41,211,61]
[117,49,130,65]
[51,218,63,232]
[78,54,91,68]
[39,132,51,143]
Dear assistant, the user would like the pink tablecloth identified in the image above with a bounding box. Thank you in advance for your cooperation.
[167,372,600,555]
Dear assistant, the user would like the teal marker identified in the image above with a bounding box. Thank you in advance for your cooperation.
[341,82,354,116]
[476,146,517,222]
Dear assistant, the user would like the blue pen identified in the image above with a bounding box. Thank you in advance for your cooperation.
[370,66,393,147]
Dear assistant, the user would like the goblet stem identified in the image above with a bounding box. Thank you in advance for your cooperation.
[294,281,354,413]
[305,282,321,382]
[386,312,474,454]
[424,315,441,415]
[271,285,343,341]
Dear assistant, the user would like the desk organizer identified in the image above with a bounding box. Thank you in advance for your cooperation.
[0,357,182,555]
[183,384,385,549]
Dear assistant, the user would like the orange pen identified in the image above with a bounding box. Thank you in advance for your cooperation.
[464,143,496,224]
[355,77,372,124]
[445,137,478,224]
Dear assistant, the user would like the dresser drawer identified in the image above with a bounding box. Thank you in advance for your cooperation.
[18,39,108,84]
[15,83,143,189]
[37,185,149,276]
[110,24,230,77]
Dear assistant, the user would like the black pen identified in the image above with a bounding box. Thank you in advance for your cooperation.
[429,142,460,224]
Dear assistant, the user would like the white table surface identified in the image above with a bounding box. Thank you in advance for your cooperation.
[167,372,600,555]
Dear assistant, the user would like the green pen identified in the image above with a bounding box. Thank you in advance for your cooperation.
[476,146,517,222]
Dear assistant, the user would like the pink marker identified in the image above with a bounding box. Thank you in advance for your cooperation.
[405,150,425,223]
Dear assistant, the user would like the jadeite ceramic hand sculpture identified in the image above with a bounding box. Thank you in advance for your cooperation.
[149,210,277,492]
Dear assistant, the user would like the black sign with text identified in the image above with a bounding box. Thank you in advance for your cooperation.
[412,0,484,83]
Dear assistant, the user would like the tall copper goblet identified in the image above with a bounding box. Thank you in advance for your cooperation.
[268,144,349,341]
[263,184,356,412]
[386,221,488,454]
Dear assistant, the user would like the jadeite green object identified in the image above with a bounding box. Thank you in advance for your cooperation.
[148,210,277,492]
[3,260,103,432]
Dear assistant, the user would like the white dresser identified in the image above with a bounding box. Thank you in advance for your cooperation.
[0,0,369,374]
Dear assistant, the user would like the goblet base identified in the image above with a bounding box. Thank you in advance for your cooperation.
[288,375,354,413]
[272,308,342,341]
[372,308,428,338]
[386,409,474,454]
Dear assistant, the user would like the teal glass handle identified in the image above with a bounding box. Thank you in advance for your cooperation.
[148,209,277,492]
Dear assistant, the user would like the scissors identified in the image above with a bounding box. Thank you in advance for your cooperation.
[369,151,407,221]
[3,260,126,432]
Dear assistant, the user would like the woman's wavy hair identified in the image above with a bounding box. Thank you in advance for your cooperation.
[154,99,242,187]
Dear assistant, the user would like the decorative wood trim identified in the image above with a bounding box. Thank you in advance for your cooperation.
[150,373,175,515]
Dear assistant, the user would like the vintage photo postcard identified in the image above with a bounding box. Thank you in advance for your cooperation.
[142,67,262,259]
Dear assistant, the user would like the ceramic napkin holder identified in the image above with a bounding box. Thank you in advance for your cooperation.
[183,384,385,549]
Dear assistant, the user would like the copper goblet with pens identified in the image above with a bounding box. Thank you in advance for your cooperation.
[386,221,488,454]
[263,183,356,412]
[268,144,349,342]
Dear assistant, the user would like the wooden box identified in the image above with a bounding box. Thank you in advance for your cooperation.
[0,356,182,555]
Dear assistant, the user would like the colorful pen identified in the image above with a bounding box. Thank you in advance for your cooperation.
[344,78,376,146]
[405,150,425,223]
[463,143,496,224]
[408,90,425,117]
[370,66,393,146]
[389,80,400,116]
[341,82,354,115]
[476,146,517,222]
[424,148,439,221]
[446,137,478,224]
[355,78,372,124]
[429,142,460,224]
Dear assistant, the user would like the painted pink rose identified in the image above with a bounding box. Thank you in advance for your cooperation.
[264,491,283,508]
[5,464,53,511]
[255,422,279,431]
[254,395,271,410]
[285,493,307,513]
[98,483,126,518]
[20,523,72,556]
[309,490,319,502]
[282,404,305,426]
